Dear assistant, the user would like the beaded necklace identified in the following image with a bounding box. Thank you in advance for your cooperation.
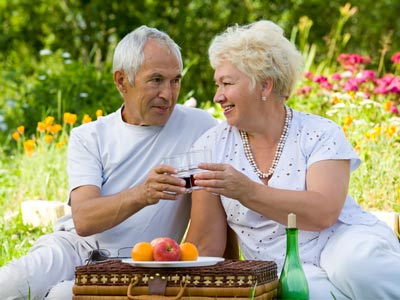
[240,106,293,179]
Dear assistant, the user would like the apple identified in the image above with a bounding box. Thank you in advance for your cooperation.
[150,237,164,248]
[151,237,181,261]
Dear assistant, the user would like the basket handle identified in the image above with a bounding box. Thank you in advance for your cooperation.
[127,277,187,300]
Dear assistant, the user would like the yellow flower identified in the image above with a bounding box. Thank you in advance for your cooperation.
[64,112,77,125]
[385,125,396,137]
[383,101,393,112]
[365,132,371,140]
[348,91,356,100]
[44,116,54,126]
[96,109,103,118]
[370,127,381,141]
[44,134,53,144]
[354,145,361,152]
[37,122,46,132]
[344,115,353,126]
[24,139,35,156]
[17,126,25,134]
[48,124,62,134]
[82,114,92,124]
[12,132,20,141]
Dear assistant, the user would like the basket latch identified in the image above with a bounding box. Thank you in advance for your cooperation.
[148,273,167,295]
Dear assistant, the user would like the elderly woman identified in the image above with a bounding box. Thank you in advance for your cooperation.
[185,20,400,299]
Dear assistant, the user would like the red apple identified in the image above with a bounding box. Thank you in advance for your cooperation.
[151,237,181,261]
[150,237,164,248]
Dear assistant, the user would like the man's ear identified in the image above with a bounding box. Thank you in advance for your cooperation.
[114,70,126,93]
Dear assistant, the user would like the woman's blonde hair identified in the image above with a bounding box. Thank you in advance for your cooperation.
[208,20,303,99]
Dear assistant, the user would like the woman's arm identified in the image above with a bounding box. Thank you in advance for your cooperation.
[194,159,350,231]
[184,190,228,257]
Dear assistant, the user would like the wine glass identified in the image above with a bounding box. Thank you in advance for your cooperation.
[188,149,212,190]
[163,153,192,193]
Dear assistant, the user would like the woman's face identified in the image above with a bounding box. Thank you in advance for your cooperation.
[213,60,262,129]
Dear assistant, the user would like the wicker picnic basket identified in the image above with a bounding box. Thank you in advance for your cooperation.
[73,259,278,299]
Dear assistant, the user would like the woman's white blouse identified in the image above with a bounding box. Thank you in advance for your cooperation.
[192,109,377,270]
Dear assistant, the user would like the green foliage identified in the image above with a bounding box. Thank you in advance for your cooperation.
[0,49,119,150]
[1,0,399,138]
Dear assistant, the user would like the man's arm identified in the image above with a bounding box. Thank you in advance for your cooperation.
[71,164,187,236]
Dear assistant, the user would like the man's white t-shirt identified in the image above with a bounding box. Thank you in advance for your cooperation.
[66,104,217,254]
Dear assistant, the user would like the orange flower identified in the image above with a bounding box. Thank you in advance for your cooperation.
[96,109,103,118]
[383,101,393,112]
[12,132,20,141]
[354,145,361,152]
[24,139,35,156]
[48,124,62,134]
[82,114,92,124]
[344,115,353,126]
[64,112,77,125]
[56,138,67,149]
[17,126,24,134]
[44,134,53,144]
[333,96,340,105]
[37,122,46,132]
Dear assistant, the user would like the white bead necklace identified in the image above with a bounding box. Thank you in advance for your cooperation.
[240,106,292,179]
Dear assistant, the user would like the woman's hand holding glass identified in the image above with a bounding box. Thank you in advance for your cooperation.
[163,149,212,193]
[192,162,255,201]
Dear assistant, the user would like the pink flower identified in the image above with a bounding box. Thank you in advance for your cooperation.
[296,86,312,95]
[320,81,333,90]
[304,71,314,80]
[331,73,342,81]
[374,84,388,94]
[313,75,328,83]
[390,103,399,114]
[387,77,400,93]
[357,70,376,81]
[337,53,371,72]
[344,78,359,91]
[390,52,400,64]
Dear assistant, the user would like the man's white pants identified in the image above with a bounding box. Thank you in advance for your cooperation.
[0,231,93,300]
[303,221,400,300]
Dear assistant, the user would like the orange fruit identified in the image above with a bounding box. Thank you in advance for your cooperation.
[180,242,199,261]
[131,242,154,261]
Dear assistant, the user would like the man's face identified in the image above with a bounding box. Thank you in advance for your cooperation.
[118,39,182,126]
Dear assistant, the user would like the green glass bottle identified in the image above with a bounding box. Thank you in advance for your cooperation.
[278,213,309,300]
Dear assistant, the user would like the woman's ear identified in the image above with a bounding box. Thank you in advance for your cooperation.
[261,78,273,101]
[262,78,273,94]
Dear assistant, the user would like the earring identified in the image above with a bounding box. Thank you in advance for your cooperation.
[262,96,267,101]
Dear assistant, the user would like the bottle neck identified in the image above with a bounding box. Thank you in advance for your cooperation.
[286,227,299,256]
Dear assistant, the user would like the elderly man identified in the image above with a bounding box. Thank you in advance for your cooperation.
[0,25,217,300]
